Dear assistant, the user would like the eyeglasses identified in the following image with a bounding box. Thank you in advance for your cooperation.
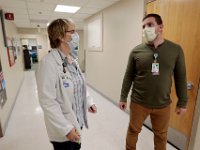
[65,30,75,34]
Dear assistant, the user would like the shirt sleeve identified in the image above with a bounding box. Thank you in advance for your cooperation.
[120,51,136,102]
[174,46,188,108]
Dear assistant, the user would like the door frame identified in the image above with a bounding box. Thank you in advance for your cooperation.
[188,81,200,150]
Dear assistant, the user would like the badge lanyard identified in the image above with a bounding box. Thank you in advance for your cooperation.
[152,52,159,75]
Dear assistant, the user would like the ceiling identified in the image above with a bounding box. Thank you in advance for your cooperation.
[0,0,121,30]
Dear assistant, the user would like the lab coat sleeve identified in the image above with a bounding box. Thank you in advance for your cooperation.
[36,57,73,137]
[86,91,95,108]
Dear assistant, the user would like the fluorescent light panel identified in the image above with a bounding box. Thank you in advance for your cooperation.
[55,5,80,13]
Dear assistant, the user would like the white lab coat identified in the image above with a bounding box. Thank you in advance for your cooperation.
[36,49,94,142]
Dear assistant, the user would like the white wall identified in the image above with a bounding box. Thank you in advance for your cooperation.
[0,19,24,134]
[84,0,144,103]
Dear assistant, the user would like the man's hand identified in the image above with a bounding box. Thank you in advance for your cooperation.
[175,107,187,115]
[88,104,97,113]
[66,128,80,142]
[118,101,127,111]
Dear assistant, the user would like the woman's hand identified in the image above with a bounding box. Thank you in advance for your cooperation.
[88,104,97,113]
[66,128,81,143]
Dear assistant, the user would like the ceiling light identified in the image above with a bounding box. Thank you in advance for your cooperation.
[55,5,80,13]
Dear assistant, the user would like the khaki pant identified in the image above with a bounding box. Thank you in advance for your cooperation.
[126,102,170,150]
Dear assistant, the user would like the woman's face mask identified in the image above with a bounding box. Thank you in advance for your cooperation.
[143,27,157,42]
[68,32,80,59]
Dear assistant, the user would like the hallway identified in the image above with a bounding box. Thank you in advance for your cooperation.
[0,71,177,150]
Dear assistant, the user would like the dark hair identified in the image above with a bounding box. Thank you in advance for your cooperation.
[143,14,163,25]
[47,18,73,48]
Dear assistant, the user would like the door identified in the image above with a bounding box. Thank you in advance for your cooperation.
[145,0,200,149]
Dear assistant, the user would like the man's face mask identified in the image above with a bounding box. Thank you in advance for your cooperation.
[68,32,80,59]
[142,27,157,42]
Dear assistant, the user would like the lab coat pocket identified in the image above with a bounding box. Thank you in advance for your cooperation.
[58,73,74,104]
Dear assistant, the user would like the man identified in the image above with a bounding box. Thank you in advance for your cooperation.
[119,14,188,150]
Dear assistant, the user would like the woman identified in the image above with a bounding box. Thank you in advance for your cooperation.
[36,18,97,150]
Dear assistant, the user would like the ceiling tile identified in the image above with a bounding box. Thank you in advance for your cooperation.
[72,13,91,20]
[14,14,29,20]
[26,0,58,3]
[58,0,89,7]
[29,14,50,21]
[50,12,73,19]
[30,22,47,28]
[27,1,56,11]
[0,0,26,9]
[77,7,102,14]
[3,8,28,14]
[0,0,121,29]
[86,0,116,8]
[28,10,52,16]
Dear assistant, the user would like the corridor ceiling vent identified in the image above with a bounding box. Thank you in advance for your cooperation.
[54,5,80,13]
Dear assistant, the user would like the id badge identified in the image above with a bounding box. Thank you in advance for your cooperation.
[61,75,71,88]
[152,63,159,75]
[63,82,69,88]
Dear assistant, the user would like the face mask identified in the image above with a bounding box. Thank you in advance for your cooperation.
[143,27,157,42]
[68,32,80,59]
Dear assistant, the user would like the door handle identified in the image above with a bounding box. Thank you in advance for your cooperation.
[187,81,194,90]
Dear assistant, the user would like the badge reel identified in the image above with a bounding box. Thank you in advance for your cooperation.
[152,53,159,75]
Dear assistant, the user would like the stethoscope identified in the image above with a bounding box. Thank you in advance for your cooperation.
[57,50,67,73]
[57,50,78,74]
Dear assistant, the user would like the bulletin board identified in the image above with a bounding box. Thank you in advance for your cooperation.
[0,9,7,108]
[7,38,16,67]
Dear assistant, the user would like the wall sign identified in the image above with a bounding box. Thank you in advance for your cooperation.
[0,58,7,108]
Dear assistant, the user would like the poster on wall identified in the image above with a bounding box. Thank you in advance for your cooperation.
[0,58,7,108]
[12,37,21,58]
[7,38,16,67]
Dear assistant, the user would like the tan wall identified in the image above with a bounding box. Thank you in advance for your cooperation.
[84,0,144,103]
[0,19,24,134]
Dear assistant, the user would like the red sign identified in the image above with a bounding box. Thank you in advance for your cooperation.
[5,13,14,20]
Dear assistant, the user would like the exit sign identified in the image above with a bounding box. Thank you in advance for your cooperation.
[5,13,14,20]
